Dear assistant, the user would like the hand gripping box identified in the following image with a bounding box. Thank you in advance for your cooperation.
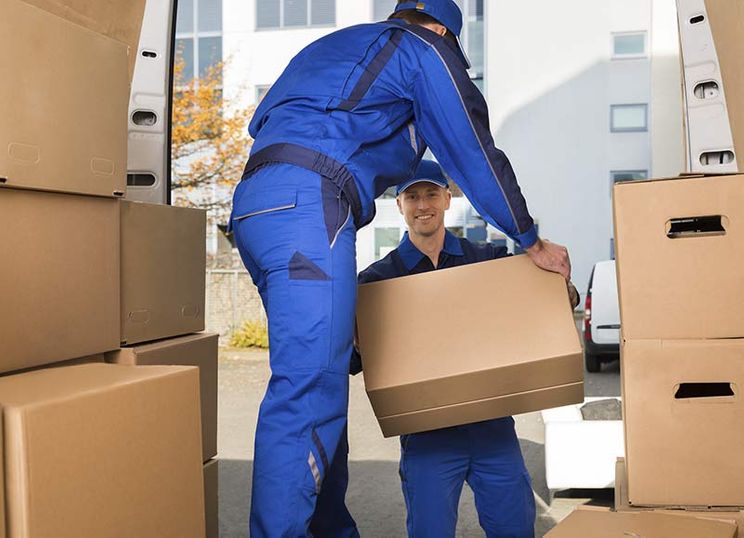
[357,255,584,437]
[0,188,119,374]
[120,201,206,345]
[106,333,219,462]
[0,363,205,538]
[677,0,744,174]
[0,0,145,198]
[622,339,744,508]
[613,174,744,340]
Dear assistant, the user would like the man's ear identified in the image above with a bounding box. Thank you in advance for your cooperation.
[396,196,403,215]
[444,189,452,210]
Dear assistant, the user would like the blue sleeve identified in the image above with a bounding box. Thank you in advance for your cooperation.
[400,30,538,249]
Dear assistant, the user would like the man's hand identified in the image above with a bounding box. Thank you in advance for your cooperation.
[567,281,580,310]
[525,238,571,280]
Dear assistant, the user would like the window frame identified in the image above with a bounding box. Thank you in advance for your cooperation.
[610,103,648,133]
[611,31,647,60]
[256,0,336,31]
[175,0,223,83]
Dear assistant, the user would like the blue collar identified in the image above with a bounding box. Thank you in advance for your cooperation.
[397,230,464,271]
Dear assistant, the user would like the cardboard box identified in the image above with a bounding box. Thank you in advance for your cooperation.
[120,201,206,345]
[0,363,205,538]
[0,0,131,198]
[0,188,119,374]
[613,174,744,340]
[677,0,744,174]
[0,405,4,538]
[546,506,737,537]
[622,339,744,507]
[106,333,219,462]
[204,459,219,538]
[357,255,584,437]
[615,458,744,532]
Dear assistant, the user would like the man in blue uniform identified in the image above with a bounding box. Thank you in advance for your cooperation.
[231,1,572,535]
[355,161,579,537]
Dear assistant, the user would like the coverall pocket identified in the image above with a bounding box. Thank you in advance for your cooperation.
[287,279,333,371]
[232,188,297,222]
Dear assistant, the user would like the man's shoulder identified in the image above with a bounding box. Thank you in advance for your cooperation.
[358,249,403,284]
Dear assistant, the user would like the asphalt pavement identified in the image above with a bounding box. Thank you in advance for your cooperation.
[217,349,621,537]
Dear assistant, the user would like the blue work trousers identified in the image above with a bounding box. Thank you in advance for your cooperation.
[400,418,536,538]
[232,164,359,537]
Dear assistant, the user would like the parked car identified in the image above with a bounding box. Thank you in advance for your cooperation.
[583,260,620,372]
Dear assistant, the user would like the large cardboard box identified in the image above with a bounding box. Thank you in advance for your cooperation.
[546,506,737,537]
[204,459,219,538]
[0,0,139,198]
[613,174,744,340]
[677,0,744,174]
[106,333,219,461]
[0,188,119,374]
[120,201,206,345]
[357,255,584,437]
[0,363,205,538]
[615,457,744,532]
[622,339,744,507]
[0,405,4,538]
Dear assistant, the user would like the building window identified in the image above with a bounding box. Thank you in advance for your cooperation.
[176,0,223,82]
[612,32,647,59]
[375,227,400,259]
[255,84,272,103]
[257,0,336,30]
[611,170,647,183]
[610,104,648,132]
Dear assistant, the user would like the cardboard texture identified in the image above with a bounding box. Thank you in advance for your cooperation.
[106,333,219,462]
[120,201,206,345]
[677,0,744,173]
[0,0,129,198]
[622,339,744,507]
[546,506,737,538]
[0,188,119,374]
[0,354,105,378]
[357,255,583,437]
[204,459,219,538]
[0,363,205,538]
[21,0,147,80]
[613,174,744,340]
[0,405,5,538]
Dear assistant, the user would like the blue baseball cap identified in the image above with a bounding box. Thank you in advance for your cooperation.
[396,160,450,195]
[393,1,471,68]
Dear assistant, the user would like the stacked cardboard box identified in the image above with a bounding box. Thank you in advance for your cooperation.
[357,255,583,437]
[0,0,216,536]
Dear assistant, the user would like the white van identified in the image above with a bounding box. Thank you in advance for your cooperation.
[583,260,620,372]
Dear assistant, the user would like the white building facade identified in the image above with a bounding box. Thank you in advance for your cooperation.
[178,0,683,296]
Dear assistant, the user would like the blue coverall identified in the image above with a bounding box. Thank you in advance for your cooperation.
[230,19,538,537]
[356,231,537,538]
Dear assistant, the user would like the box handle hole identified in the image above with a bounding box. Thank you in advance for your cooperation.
[675,382,734,399]
[700,150,735,166]
[690,14,706,24]
[666,215,726,238]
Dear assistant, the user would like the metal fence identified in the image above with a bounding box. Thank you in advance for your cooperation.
[205,269,266,339]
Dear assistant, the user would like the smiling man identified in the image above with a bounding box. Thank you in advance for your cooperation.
[355,160,578,538]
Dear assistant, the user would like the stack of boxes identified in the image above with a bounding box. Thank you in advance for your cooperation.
[0,1,218,537]
[548,0,744,533]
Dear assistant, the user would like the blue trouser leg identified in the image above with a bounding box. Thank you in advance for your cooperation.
[232,164,359,537]
[399,430,469,538]
[466,419,536,538]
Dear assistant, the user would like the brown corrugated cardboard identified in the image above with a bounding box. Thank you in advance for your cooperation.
[0,363,205,538]
[0,0,129,197]
[204,459,219,538]
[677,0,744,174]
[622,339,744,507]
[0,405,4,538]
[0,354,105,378]
[613,174,744,340]
[357,255,583,437]
[21,0,146,80]
[0,188,119,374]
[615,457,744,532]
[120,201,206,345]
[105,333,218,461]
[546,506,737,537]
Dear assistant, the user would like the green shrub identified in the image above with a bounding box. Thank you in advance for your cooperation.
[230,320,269,349]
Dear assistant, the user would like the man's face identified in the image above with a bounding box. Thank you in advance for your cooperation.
[397,182,452,237]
